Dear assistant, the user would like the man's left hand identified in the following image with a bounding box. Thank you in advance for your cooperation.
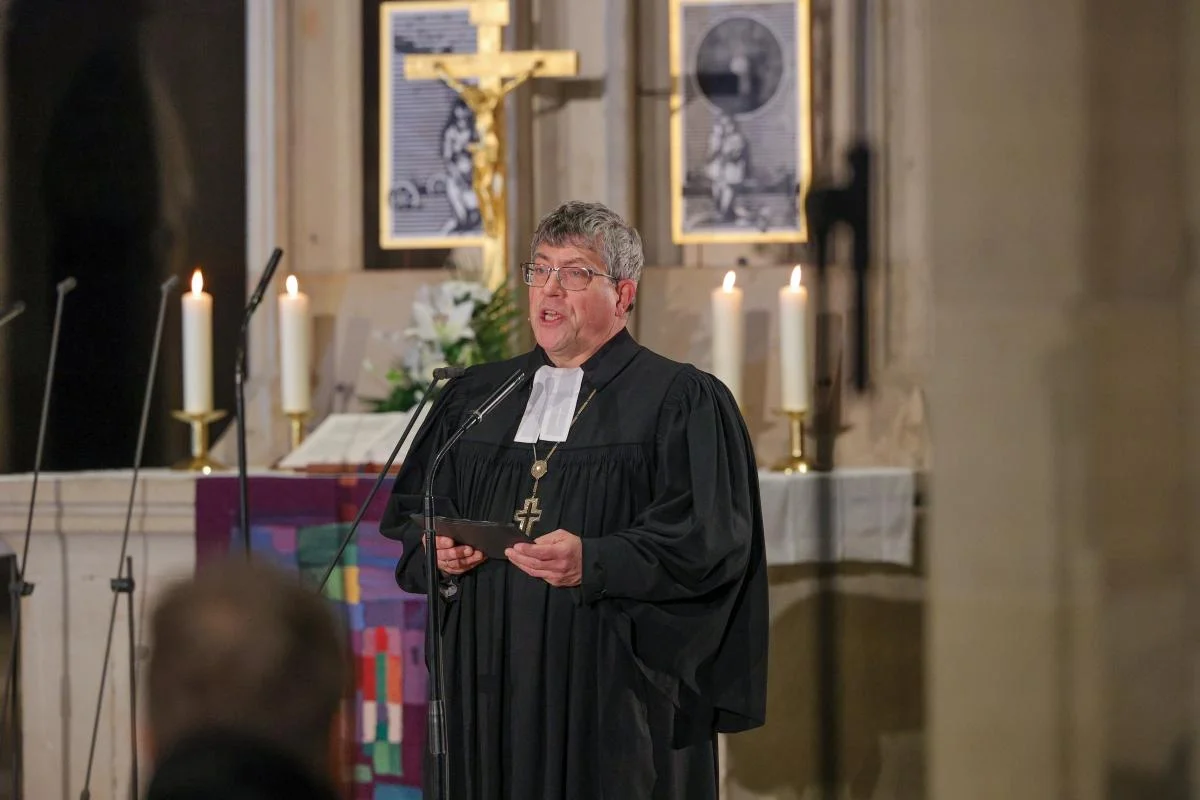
[505,529,582,587]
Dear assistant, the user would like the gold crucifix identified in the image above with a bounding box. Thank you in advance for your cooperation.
[405,1,579,290]
[514,496,542,536]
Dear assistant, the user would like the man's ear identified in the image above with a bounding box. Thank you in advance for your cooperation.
[617,280,638,315]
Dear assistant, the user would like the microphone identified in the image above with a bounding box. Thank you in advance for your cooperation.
[79,275,176,800]
[421,366,527,800]
[235,248,284,556]
[0,301,25,330]
[432,366,466,380]
[0,276,75,799]
[246,248,284,315]
[313,368,464,594]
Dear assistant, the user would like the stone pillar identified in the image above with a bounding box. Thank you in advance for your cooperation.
[238,0,285,466]
[528,0,609,211]
[878,0,931,374]
[518,0,636,227]
[1187,0,1200,790]
[228,0,365,466]
[1085,2,1191,793]
[633,0,679,269]
[505,0,532,281]
[604,0,636,224]
[285,0,363,275]
[927,0,1194,797]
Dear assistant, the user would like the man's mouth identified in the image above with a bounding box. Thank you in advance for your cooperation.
[539,309,564,322]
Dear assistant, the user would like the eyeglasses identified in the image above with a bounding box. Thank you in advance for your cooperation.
[521,262,619,292]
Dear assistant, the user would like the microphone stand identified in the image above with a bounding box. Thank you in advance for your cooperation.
[805,2,873,796]
[78,275,177,800]
[0,301,25,331]
[421,368,526,800]
[235,248,284,556]
[0,277,75,800]
[313,366,464,595]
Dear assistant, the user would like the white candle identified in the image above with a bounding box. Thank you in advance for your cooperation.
[711,270,744,407]
[278,275,312,413]
[181,268,213,414]
[779,265,809,411]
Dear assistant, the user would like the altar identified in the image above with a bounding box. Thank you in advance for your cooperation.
[0,466,921,800]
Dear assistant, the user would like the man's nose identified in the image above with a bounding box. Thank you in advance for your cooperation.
[540,271,566,296]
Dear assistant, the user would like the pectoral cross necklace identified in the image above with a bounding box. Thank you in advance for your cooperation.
[514,388,598,536]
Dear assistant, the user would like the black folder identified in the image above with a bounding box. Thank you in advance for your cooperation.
[412,514,527,560]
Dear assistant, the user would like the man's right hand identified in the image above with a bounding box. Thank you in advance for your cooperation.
[431,535,486,576]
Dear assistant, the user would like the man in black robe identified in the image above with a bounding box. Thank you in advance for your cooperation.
[381,200,769,799]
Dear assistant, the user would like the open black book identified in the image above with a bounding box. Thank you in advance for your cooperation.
[411,514,527,561]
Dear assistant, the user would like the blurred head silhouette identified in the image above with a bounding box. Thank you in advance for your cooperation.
[144,557,350,799]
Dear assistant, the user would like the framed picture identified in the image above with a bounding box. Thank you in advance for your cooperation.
[379,1,486,249]
[669,0,813,244]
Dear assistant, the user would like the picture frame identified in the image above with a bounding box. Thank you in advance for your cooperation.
[669,0,814,244]
[378,1,487,249]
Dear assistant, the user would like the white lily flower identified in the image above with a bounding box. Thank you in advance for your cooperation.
[375,276,514,413]
[406,287,476,347]
[443,280,492,306]
[402,340,444,377]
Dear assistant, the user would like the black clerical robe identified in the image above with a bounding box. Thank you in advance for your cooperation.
[380,329,768,799]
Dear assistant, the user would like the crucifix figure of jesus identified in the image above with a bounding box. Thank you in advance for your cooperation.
[433,60,541,242]
[405,0,579,290]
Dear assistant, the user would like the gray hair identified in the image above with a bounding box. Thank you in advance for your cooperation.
[529,201,645,282]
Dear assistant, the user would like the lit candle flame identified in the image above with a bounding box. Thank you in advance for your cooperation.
[790,265,802,290]
[190,269,204,296]
[723,270,737,292]
[286,275,299,297]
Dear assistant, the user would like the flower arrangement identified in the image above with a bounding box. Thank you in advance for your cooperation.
[368,279,520,412]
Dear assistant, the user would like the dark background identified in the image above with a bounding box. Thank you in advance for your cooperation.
[3,0,246,471]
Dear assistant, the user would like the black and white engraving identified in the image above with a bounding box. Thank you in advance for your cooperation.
[671,0,812,244]
[380,3,486,248]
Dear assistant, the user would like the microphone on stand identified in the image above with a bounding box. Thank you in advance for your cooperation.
[312,365,467,595]
[235,248,284,556]
[78,275,177,800]
[432,366,467,381]
[0,302,25,331]
[422,367,527,800]
[0,276,75,800]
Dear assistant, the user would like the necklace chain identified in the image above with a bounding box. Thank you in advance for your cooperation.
[529,388,597,487]
[515,388,598,536]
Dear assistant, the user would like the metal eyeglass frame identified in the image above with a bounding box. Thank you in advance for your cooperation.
[521,262,621,291]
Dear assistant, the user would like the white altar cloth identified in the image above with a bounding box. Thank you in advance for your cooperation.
[758,467,917,566]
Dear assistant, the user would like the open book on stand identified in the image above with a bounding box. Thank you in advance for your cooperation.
[276,409,429,473]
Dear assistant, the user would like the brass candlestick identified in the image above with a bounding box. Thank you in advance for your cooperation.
[285,410,311,451]
[171,409,228,472]
[771,409,810,473]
